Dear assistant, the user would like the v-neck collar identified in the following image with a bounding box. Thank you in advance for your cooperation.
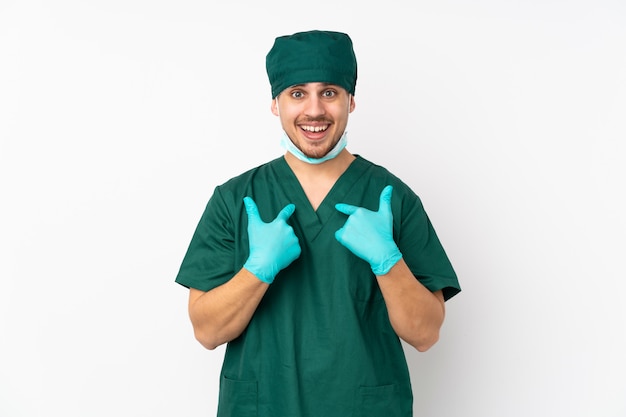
[274,156,370,241]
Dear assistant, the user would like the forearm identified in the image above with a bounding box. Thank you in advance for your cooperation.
[188,268,269,350]
[376,258,445,352]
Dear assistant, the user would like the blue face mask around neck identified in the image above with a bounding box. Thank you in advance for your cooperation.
[280,131,348,165]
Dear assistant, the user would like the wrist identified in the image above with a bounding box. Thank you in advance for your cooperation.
[371,250,402,276]
[243,260,275,284]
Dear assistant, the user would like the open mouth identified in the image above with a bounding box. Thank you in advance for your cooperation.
[300,125,329,133]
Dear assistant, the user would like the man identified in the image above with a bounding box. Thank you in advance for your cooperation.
[175,30,461,417]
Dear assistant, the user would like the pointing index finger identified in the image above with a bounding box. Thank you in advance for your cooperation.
[335,203,358,216]
[276,203,296,222]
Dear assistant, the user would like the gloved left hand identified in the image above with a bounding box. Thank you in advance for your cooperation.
[335,185,402,275]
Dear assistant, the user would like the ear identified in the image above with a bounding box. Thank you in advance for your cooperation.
[348,95,356,113]
[271,98,280,116]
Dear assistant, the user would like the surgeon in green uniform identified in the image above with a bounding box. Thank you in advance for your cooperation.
[175,30,461,417]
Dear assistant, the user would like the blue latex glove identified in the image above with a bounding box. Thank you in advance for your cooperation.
[335,185,402,275]
[242,197,301,284]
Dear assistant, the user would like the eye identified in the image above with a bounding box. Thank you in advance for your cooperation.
[322,89,336,98]
[290,90,304,99]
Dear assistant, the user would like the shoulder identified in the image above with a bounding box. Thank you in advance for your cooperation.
[214,157,285,198]
[353,155,421,202]
[202,157,291,220]
[220,157,283,187]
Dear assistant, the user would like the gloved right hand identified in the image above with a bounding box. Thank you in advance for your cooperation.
[242,197,301,284]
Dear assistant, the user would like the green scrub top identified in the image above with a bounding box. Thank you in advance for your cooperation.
[176,155,460,417]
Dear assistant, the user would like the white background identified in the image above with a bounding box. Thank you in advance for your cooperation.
[1,1,625,416]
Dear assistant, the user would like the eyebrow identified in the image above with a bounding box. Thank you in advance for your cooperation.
[289,82,335,89]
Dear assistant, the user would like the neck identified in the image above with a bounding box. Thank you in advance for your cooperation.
[284,149,356,211]
[284,148,355,177]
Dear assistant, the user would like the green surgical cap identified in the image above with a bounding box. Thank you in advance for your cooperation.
[266,30,357,98]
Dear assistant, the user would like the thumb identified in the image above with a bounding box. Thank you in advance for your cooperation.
[275,203,296,222]
[378,185,393,213]
[243,197,261,224]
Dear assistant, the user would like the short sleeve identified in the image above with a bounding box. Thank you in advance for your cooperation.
[175,187,237,291]
[397,190,461,301]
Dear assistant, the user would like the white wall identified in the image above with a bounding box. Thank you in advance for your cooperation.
[1,1,624,416]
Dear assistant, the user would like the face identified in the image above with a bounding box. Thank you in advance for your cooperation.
[272,82,355,159]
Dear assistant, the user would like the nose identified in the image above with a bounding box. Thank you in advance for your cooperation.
[304,95,325,118]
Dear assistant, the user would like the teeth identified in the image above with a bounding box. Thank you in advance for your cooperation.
[302,125,328,132]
